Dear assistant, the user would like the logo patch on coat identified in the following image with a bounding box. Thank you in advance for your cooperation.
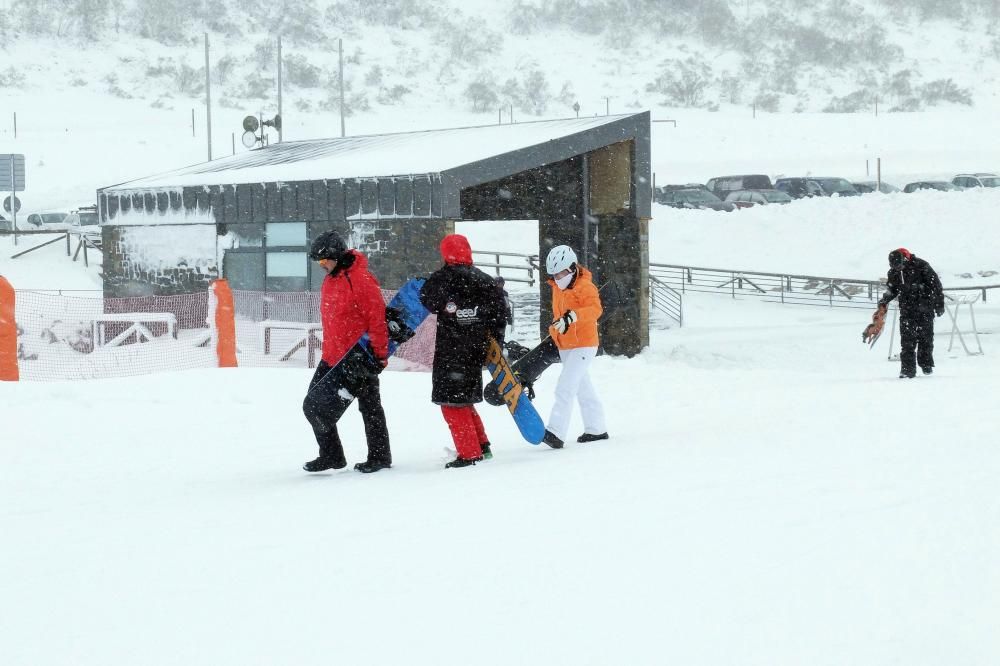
[456,306,479,322]
[445,301,458,314]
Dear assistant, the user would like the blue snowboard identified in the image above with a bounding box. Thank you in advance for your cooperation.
[321,278,430,423]
[484,336,545,444]
[360,277,430,357]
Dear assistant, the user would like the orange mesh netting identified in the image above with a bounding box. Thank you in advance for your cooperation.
[12,286,435,381]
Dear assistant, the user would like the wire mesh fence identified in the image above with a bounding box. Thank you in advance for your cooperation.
[12,287,436,381]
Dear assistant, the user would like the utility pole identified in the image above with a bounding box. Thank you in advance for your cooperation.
[204,33,212,161]
[338,38,346,138]
[603,97,610,115]
[277,35,283,143]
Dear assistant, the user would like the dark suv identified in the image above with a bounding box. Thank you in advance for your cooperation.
[706,174,773,201]
[657,187,734,211]
[811,177,860,197]
[774,178,824,199]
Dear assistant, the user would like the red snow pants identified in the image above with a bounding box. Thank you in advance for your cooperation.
[441,405,488,460]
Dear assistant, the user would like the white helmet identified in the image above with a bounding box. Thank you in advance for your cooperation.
[546,245,578,275]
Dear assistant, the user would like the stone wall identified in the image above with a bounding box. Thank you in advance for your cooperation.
[102,225,219,297]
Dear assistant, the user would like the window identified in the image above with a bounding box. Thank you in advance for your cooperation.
[266,222,306,246]
[266,251,308,291]
[222,221,310,292]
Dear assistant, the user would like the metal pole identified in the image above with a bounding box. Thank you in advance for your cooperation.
[10,154,16,246]
[582,153,590,267]
[13,112,16,139]
[874,95,878,117]
[510,103,513,124]
[191,109,195,137]
[232,133,236,155]
[277,35,283,143]
[604,97,610,115]
[753,102,756,118]
[498,107,501,125]
[877,157,882,192]
[205,33,212,161]
[338,38,346,138]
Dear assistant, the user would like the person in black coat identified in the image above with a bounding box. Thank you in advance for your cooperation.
[877,247,945,378]
[420,234,507,468]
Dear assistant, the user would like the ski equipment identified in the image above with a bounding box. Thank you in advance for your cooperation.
[484,337,560,405]
[546,245,578,275]
[309,230,348,262]
[483,335,545,444]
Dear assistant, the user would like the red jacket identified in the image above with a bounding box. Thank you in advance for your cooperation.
[320,250,389,365]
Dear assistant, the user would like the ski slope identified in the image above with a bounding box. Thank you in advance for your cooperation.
[3,281,1000,664]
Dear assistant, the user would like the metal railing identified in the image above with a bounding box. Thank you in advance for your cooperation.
[649,274,682,326]
[649,262,1000,309]
[473,250,539,285]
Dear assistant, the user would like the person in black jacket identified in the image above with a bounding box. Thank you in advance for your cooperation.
[420,234,507,468]
[876,247,945,378]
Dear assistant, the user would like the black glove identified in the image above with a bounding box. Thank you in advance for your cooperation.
[935,304,945,317]
[551,310,577,335]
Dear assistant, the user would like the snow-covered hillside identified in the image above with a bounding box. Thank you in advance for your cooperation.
[3,0,1000,213]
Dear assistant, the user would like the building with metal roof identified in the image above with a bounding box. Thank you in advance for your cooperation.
[97,112,652,355]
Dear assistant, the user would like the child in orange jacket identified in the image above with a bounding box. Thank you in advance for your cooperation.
[541,245,608,448]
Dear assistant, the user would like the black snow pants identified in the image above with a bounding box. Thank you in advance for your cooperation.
[899,311,935,376]
[302,346,390,467]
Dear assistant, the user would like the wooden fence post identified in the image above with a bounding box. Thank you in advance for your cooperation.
[0,276,19,381]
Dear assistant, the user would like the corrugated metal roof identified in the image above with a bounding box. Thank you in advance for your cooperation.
[103,115,637,191]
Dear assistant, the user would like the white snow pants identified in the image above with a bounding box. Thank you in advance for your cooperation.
[546,346,606,442]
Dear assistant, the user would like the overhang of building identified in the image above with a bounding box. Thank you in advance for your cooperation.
[98,112,650,222]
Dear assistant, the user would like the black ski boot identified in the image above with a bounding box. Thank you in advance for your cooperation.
[577,432,609,443]
[921,366,934,375]
[543,430,564,449]
[445,456,482,469]
[898,370,916,379]
[481,442,493,460]
[303,455,347,472]
[354,460,391,474]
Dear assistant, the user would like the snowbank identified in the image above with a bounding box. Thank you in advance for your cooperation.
[650,187,1000,285]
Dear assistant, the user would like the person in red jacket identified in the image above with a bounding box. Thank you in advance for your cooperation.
[302,231,392,474]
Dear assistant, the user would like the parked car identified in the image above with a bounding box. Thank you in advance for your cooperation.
[0,213,11,231]
[66,205,99,229]
[852,181,900,194]
[657,188,735,211]
[24,210,73,231]
[658,183,712,195]
[951,173,1000,188]
[706,174,774,201]
[903,181,960,193]
[809,177,860,197]
[774,177,825,199]
[724,189,793,207]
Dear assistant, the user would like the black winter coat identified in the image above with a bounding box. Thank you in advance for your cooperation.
[878,255,945,318]
[420,264,507,405]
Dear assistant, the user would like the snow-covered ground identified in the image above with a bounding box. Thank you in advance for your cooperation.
[4,26,1000,658]
[650,187,1000,284]
[3,293,999,665]
[5,193,1000,663]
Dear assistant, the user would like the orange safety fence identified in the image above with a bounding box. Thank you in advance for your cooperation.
[9,283,436,381]
[0,276,19,381]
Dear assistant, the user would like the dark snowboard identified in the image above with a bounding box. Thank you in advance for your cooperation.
[483,337,560,406]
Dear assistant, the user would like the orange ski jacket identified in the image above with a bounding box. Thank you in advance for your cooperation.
[548,266,602,350]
